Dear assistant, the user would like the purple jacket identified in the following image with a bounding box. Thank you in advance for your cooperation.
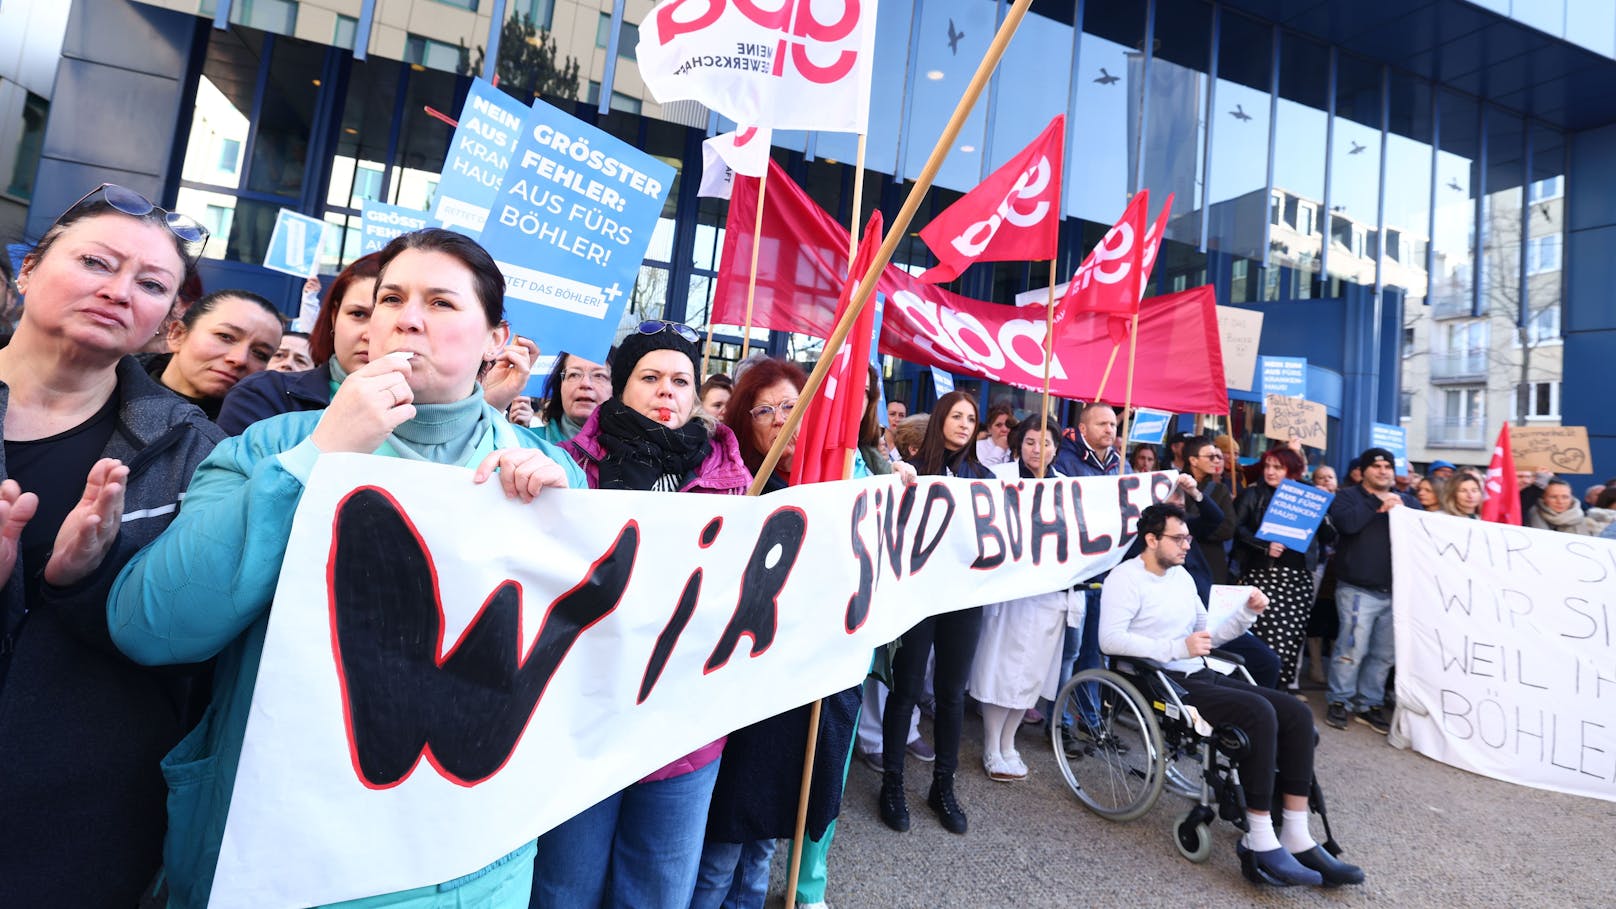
[562,409,752,781]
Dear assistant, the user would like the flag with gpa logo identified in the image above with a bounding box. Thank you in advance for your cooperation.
[1057,191,1173,343]
[1481,423,1523,525]
[916,115,1064,284]
[698,126,773,199]
[791,211,883,486]
[637,0,878,133]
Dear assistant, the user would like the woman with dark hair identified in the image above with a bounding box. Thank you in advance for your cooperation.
[143,288,283,420]
[974,399,1015,466]
[215,252,382,433]
[699,373,733,421]
[532,323,750,908]
[970,415,1077,781]
[108,228,585,909]
[1130,444,1159,473]
[880,390,990,835]
[0,184,223,906]
[536,351,612,444]
[1233,445,1330,690]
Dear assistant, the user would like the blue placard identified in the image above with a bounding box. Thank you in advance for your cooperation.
[434,79,530,235]
[1370,422,1409,476]
[478,100,676,366]
[263,209,328,278]
[931,367,955,399]
[360,201,439,255]
[1129,408,1173,445]
[1255,479,1335,549]
[1259,356,1308,402]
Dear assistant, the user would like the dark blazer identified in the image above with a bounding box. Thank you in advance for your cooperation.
[215,362,335,435]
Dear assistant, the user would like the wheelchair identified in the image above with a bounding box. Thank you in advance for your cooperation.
[1048,651,1343,870]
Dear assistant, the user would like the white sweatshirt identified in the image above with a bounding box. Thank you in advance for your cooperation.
[1098,557,1259,673]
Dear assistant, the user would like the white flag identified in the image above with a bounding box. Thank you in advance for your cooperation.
[698,126,773,199]
[636,0,877,133]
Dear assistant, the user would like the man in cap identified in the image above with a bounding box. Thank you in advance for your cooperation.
[1427,459,1456,481]
[1322,448,1419,733]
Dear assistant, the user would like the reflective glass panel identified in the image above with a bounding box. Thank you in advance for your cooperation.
[1479,106,1524,327]
[1271,32,1328,291]
[1326,53,1381,288]
[903,0,996,192]
[1206,11,1271,265]
[244,36,326,198]
[1432,89,1479,318]
[1383,71,1432,303]
[1067,2,1146,223]
[1140,0,1209,244]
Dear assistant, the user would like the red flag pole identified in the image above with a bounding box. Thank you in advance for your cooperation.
[740,166,771,361]
[783,132,869,909]
[745,0,1037,497]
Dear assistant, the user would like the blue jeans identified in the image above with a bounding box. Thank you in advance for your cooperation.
[689,839,774,909]
[1328,582,1396,710]
[529,758,720,909]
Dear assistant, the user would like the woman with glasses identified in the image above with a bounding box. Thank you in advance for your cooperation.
[142,288,284,420]
[216,252,382,434]
[0,184,224,906]
[536,351,613,444]
[532,321,750,909]
[879,390,992,836]
[974,400,1015,467]
[108,228,584,909]
[1232,445,1333,691]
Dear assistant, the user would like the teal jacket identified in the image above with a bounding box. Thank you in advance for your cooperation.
[108,406,584,909]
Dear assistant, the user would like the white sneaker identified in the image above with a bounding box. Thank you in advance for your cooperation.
[983,753,1017,782]
[1002,750,1029,779]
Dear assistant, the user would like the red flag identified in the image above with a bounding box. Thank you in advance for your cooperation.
[916,115,1065,283]
[711,160,851,338]
[1482,423,1523,525]
[791,212,884,486]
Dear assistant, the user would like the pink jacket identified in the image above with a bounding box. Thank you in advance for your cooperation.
[562,410,752,781]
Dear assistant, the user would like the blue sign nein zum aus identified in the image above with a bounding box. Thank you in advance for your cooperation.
[478,100,675,366]
[1255,478,1335,550]
[434,79,529,235]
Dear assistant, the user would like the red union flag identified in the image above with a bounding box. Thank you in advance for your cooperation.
[1056,191,1174,343]
[1481,423,1523,525]
[791,211,883,486]
[917,115,1065,283]
[636,0,877,133]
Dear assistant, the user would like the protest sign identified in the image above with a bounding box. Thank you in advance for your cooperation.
[1510,425,1593,475]
[1259,356,1307,402]
[1215,306,1263,391]
[1390,509,1616,803]
[1254,479,1334,548]
[478,100,675,365]
[1207,584,1257,640]
[1372,422,1410,476]
[931,366,956,398]
[210,456,1171,907]
[433,79,529,234]
[263,209,329,278]
[1129,409,1173,446]
[360,201,439,255]
[1264,395,1327,449]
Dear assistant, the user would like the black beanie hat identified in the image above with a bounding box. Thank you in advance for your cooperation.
[611,326,700,398]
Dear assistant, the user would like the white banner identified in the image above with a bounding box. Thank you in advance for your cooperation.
[1391,509,1616,803]
[636,0,877,133]
[213,456,1173,907]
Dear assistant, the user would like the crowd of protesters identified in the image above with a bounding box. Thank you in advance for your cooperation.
[4,184,1608,907]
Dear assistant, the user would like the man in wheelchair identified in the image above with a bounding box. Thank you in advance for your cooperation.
[1098,503,1365,888]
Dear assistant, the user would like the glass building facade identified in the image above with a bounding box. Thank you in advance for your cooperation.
[20,0,1616,471]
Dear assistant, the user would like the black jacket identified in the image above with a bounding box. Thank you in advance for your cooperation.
[216,361,335,435]
[0,357,223,907]
[1233,481,1334,574]
[1327,484,1421,592]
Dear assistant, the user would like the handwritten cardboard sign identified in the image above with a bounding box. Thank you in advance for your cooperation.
[1215,306,1263,392]
[1264,395,1327,449]
[1510,425,1592,475]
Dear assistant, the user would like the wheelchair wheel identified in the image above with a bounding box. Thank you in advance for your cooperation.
[1050,668,1165,822]
[1174,809,1214,863]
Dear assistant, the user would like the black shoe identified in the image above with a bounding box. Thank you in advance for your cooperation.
[878,773,910,832]
[1325,702,1350,729]
[1236,842,1324,887]
[927,773,968,834]
[1356,706,1390,735]
[1292,846,1365,886]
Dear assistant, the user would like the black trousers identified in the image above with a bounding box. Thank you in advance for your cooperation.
[883,607,982,777]
[1178,668,1314,809]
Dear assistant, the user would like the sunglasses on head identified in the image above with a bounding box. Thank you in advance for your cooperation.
[60,183,209,260]
[634,319,700,344]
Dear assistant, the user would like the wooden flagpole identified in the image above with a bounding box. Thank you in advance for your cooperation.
[745,0,1037,498]
[783,133,869,909]
[740,165,771,361]
[699,315,718,378]
[1093,340,1121,404]
[1035,257,1058,478]
[1117,311,1142,455]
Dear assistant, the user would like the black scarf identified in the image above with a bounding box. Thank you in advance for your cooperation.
[592,398,712,491]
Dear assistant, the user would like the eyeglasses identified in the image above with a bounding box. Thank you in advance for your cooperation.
[1159,532,1193,546]
[635,319,700,344]
[562,368,612,385]
[750,400,797,422]
[60,184,209,260]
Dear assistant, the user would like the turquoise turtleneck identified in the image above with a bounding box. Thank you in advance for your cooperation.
[384,386,489,466]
